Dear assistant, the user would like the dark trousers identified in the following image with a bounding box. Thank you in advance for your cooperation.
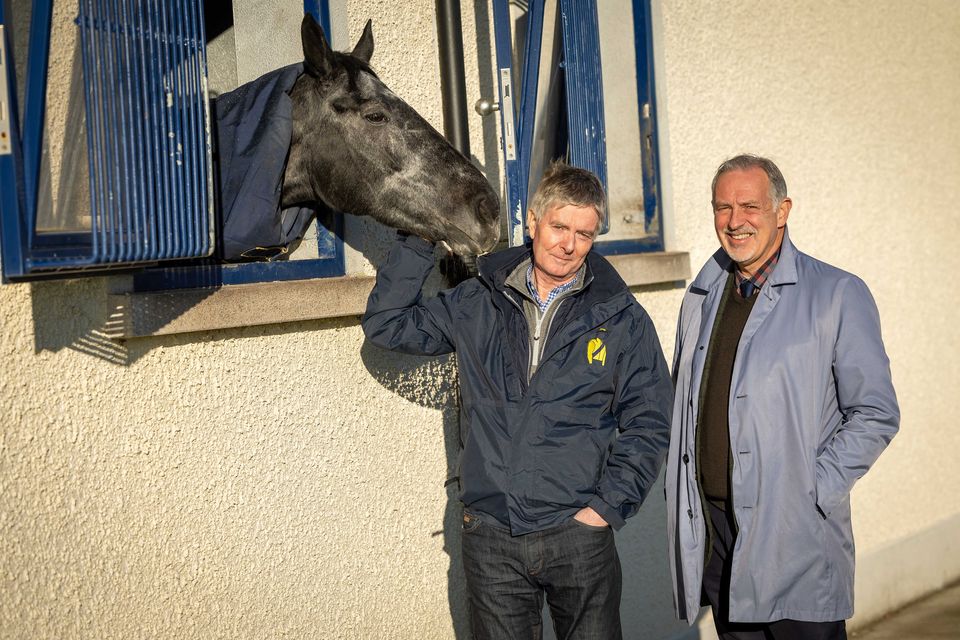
[460,511,622,640]
[702,499,847,640]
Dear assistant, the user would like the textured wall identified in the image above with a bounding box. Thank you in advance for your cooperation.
[654,0,960,552]
[2,1,959,639]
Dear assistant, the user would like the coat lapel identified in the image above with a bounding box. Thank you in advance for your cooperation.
[735,228,799,355]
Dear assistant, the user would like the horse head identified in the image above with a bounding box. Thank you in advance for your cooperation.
[282,16,501,256]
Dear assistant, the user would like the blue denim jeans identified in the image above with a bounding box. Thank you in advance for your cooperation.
[460,511,622,640]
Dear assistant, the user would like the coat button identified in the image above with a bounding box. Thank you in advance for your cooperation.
[687,509,693,518]
[698,345,704,351]
[682,454,689,464]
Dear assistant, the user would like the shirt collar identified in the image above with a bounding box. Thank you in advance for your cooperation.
[526,264,579,312]
[734,247,780,297]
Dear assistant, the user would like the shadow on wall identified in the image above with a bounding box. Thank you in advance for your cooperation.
[360,338,698,639]
[359,340,471,639]
[30,277,135,365]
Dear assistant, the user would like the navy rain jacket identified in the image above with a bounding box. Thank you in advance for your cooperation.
[363,234,673,535]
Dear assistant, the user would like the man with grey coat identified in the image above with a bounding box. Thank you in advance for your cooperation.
[665,154,899,639]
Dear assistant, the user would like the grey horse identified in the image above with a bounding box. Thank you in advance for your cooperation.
[282,16,500,256]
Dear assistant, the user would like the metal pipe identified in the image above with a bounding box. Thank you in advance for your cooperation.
[435,0,470,156]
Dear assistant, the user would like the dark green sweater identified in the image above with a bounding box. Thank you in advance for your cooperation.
[697,273,758,501]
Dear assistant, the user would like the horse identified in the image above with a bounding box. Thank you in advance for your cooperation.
[281,15,500,257]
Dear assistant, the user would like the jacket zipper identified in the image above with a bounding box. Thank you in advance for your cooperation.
[529,299,565,377]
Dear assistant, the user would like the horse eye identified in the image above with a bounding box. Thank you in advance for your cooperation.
[364,112,388,125]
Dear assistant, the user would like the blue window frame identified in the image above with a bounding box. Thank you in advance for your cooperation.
[0,0,346,287]
[490,0,664,255]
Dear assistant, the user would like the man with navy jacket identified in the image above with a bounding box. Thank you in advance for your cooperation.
[363,163,672,639]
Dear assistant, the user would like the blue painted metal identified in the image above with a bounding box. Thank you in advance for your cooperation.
[0,0,28,281]
[2,0,351,285]
[630,0,663,251]
[71,0,213,270]
[557,0,608,233]
[21,0,52,238]
[514,0,545,226]
[0,0,214,279]
[488,0,663,255]
[491,0,610,241]
[133,0,345,290]
[592,235,661,257]
[131,212,346,291]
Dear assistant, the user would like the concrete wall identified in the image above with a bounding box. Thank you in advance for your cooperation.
[2,1,958,639]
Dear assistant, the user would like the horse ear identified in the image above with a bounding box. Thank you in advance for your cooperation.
[352,20,374,64]
[302,14,334,78]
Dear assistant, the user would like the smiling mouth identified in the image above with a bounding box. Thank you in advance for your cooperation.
[727,232,753,240]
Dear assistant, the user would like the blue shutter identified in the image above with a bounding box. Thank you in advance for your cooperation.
[0,0,215,281]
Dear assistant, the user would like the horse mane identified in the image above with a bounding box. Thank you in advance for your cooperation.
[327,50,379,88]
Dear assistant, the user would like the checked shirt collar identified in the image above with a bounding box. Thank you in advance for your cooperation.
[526,264,579,313]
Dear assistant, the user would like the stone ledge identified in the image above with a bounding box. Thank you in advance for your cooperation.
[112,251,691,338]
[608,250,691,287]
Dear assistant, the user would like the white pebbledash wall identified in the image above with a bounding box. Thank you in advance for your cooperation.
[1,1,958,639]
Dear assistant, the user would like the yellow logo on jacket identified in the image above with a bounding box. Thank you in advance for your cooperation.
[587,329,607,366]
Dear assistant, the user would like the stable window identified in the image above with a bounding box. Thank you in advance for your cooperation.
[0,0,344,287]
[490,0,664,254]
[1,0,686,336]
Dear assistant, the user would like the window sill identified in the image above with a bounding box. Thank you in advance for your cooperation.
[110,251,690,338]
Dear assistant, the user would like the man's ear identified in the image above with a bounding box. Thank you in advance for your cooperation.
[526,210,537,239]
[777,197,793,228]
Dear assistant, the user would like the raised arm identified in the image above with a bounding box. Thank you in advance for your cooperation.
[362,233,459,356]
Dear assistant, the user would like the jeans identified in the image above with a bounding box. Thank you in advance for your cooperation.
[460,511,622,640]
[702,499,847,640]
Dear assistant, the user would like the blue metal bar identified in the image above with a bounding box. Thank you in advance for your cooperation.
[182,0,198,258]
[304,0,331,35]
[515,0,545,222]
[81,0,108,263]
[101,0,122,263]
[165,0,185,259]
[173,0,189,258]
[112,0,135,262]
[184,0,201,257]
[22,0,53,241]
[129,0,147,260]
[632,0,663,250]
[155,0,174,259]
[196,0,213,257]
[77,0,95,262]
[194,0,209,256]
[0,0,28,280]
[137,3,163,258]
[558,0,608,232]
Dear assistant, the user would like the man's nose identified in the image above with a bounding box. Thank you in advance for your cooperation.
[728,207,747,229]
[560,232,575,253]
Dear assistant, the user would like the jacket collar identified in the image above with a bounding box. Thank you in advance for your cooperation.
[691,227,799,298]
[477,244,628,306]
